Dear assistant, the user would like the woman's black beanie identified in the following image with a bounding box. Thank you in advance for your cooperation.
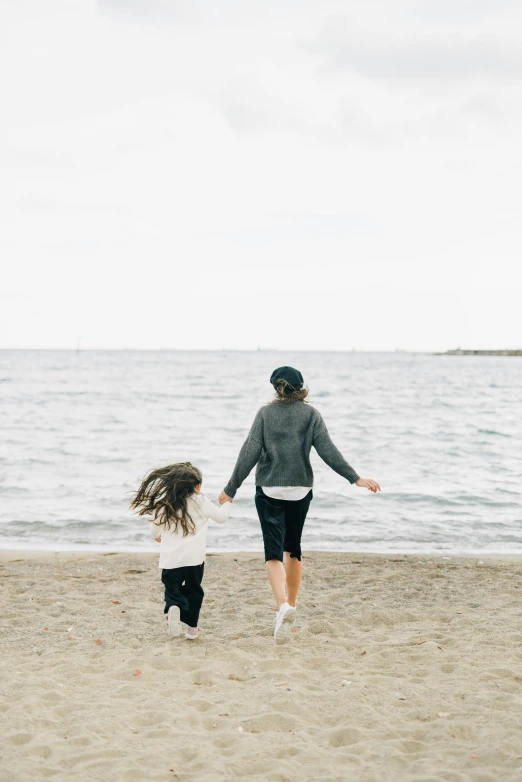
[270,366,304,388]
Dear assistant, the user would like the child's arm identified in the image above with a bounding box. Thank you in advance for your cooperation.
[197,496,231,524]
[149,520,164,542]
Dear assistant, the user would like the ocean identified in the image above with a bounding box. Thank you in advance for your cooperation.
[1,350,521,554]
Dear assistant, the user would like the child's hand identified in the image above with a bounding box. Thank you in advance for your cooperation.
[355,478,381,493]
[219,491,233,504]
[155,536,162,543]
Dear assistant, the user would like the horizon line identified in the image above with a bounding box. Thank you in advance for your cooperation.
[0,347,444,353]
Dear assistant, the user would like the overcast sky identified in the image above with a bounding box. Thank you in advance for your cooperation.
[1,0,521,351]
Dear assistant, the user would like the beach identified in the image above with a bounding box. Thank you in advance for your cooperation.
[2,551,522,781]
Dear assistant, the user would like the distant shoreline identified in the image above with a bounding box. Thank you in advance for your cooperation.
[436,349,522,356]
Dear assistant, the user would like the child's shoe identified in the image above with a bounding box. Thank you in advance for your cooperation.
[185,626,199,640]
[167,605,181,636]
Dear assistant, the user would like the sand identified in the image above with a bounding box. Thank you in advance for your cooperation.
[1,551,522,782]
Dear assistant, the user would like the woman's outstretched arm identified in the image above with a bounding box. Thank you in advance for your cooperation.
[313,411,381,492]
[222,409,264,499]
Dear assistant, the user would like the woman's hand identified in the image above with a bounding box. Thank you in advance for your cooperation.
[219,491,233,504]
[155,536,162,543]
[355,478,381,493]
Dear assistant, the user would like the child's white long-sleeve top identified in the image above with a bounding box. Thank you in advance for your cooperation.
[149,493,231,570]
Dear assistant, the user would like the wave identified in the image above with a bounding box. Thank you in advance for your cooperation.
[382,493,464,506]
[454,495,520,508]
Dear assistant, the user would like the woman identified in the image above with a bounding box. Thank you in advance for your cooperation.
[219,366,380,643]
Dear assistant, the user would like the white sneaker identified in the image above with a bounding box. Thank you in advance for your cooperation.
[167,605,181,636]
[274,602,296,644]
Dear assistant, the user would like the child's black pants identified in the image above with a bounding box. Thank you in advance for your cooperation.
[161,563,204,628]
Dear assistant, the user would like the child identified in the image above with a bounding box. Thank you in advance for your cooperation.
[130,461,230,639]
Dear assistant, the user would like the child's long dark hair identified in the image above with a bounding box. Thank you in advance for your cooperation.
[130,462,203,536]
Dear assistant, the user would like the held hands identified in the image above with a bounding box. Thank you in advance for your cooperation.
[218,491,233,505]
[355,478,381,493]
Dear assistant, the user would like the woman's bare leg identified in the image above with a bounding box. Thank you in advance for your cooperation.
[266,559,287,607]
[284,552,302,607]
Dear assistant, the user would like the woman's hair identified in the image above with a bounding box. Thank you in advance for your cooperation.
[130,462,202,536]
[272,377,309,403]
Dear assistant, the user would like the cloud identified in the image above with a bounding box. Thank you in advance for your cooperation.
[1,0,522,349]
[93,0,522,148]
[303,30,522,84]
[97,0,192,24]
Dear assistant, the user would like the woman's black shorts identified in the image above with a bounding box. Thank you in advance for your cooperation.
[255,486,313,562]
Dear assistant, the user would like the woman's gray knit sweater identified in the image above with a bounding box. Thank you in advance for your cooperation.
[223,401,359,498]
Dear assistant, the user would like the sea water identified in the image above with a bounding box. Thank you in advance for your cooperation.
[1,350,521,554]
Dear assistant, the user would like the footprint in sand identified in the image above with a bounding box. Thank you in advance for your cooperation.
[329,727,363,748]
[7,732,33,745]
[192,670,215,687]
